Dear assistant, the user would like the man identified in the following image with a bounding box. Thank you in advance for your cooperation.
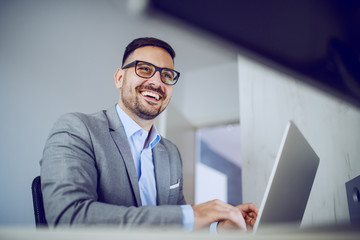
[40,37,258,231]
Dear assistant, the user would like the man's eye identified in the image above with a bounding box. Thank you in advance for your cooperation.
[139,67,151,72]
[137,65,154,76]
[162,71,174,79]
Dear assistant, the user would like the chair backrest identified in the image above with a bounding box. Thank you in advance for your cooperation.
[31,176,48,227]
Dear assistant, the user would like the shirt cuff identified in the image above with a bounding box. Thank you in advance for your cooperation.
[210,222,218,234]
[181,205,194,232]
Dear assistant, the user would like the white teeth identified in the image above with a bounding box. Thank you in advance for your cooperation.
[141,91,160,100]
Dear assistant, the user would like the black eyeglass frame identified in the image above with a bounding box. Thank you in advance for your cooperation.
[122,60,180,85]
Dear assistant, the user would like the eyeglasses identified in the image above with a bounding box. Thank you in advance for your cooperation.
[122,60,180,85]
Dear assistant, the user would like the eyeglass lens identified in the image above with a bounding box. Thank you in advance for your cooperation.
[136,62,177,85]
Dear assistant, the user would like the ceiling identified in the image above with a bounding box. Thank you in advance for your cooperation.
[150,0,360,109]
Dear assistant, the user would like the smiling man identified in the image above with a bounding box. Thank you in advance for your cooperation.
[40,37,258,231]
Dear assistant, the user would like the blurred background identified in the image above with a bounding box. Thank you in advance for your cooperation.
[0,0,359,228]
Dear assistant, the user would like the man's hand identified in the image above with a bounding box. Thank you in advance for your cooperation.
[237,203,259,229]
[192,199,246,230]
[217,203,259,232]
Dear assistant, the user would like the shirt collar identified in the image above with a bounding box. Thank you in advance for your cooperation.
[116,104,161,149]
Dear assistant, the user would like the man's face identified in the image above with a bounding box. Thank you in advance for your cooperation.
[115,46,174,120]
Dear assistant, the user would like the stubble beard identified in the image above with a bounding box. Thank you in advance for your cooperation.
[121,83,169,120]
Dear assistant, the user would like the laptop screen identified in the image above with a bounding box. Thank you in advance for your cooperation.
[253,121,320,232]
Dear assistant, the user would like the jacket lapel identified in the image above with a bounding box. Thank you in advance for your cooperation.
[105,106,142,207]
[153,143,170,205]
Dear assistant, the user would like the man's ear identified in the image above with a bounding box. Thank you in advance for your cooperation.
[114,68,124,89]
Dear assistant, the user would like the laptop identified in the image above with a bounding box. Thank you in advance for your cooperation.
[253,121,320,233]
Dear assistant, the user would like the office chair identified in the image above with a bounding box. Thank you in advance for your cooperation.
[31,176,48,227]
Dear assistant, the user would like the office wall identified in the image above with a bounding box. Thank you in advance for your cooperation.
[238,54,360,226]
[0,0,124,225]
[170,61,240,127]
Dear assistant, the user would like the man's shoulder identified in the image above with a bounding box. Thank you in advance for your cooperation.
[52,107,114,133]
[56,109,106,125]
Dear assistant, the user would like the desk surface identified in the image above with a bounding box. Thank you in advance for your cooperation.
[1,225,359,240]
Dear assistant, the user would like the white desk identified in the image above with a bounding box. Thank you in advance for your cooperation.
[1,225,359,240]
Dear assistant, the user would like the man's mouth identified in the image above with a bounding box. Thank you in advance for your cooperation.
[140,90,161,101]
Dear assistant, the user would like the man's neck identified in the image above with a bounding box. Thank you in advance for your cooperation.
[118,104,154,132]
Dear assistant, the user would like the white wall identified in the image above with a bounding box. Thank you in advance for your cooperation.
[171,61,239,127]
[238,54,360,226]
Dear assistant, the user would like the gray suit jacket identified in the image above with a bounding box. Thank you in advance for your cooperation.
[40,105,186,228]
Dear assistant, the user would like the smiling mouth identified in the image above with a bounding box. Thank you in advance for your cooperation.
[140,90,161,101]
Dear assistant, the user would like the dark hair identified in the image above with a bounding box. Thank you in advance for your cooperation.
[122,37,176,66]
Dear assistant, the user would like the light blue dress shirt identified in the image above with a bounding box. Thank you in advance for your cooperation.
[116,105,194,230]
